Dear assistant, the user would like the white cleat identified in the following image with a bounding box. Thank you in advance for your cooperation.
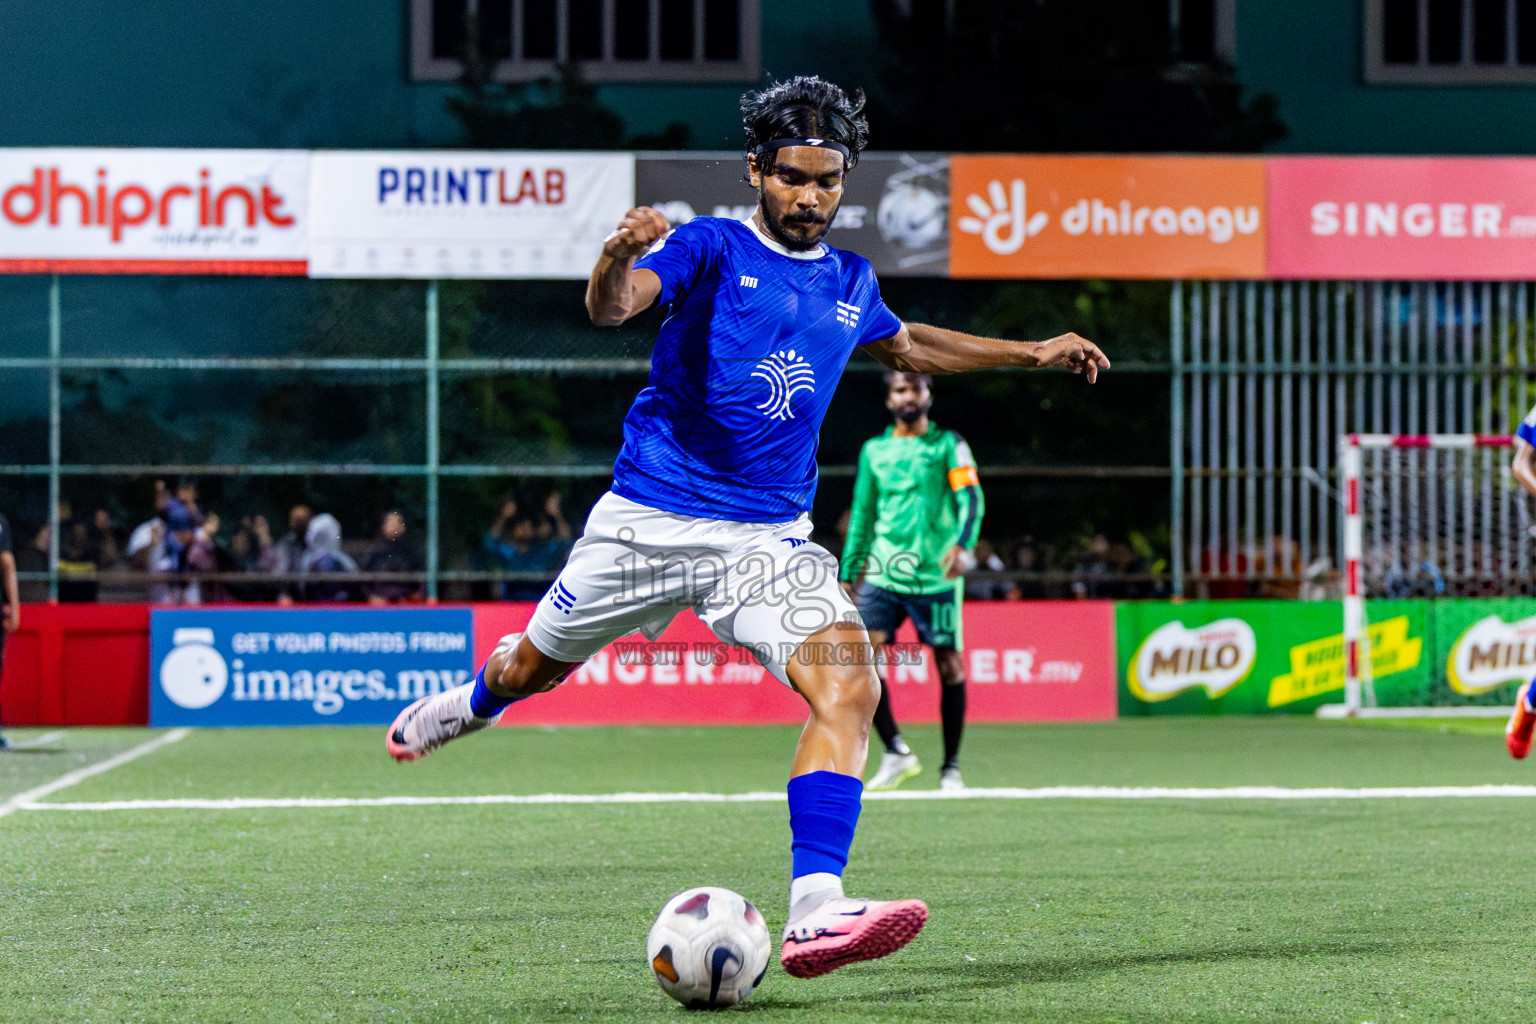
[939,765,965,791]
[865,751,922,792]
[386,682,499,762]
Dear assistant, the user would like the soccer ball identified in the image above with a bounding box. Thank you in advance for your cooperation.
[647,886,771,1008]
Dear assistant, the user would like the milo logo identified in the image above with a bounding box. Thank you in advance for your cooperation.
[1446,614,1536,695]
[1128,618,1257,702]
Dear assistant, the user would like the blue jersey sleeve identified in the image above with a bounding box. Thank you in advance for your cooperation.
[1519,404,1536,446]
[634,218,718,306]
[857,269,903,345]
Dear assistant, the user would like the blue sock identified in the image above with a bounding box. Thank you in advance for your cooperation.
[787,771,863,879]
[468,663,517,719]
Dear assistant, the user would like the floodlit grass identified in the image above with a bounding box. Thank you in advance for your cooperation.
[0,717,1531,1022]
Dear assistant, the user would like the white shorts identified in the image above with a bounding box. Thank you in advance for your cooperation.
[525,492,860,685]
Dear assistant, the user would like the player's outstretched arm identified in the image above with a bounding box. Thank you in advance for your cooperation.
[861,322,1110,382]
[585,207,669,327]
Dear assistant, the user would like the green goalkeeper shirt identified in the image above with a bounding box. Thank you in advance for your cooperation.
[839,423,985,595]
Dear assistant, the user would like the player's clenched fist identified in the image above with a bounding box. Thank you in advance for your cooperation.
[1033,332,1111,383]
[603,207,671,260]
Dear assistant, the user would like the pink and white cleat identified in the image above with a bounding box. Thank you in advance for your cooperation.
[385,683,499,763]
[779,896,929,979]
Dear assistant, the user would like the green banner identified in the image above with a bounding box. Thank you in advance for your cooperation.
[1429,597,1536,706]
[1116,600,1430,715]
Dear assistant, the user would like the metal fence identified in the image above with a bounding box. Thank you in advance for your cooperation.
[1171,279,1536,597]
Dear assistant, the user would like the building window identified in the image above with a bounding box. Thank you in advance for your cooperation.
[1366,0,1536,82]
[413,0,760,82]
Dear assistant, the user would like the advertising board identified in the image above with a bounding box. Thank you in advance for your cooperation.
[0,148,309,274]
[474,600,1116,726]
[149,608,474,726]
[1267,157,1536,280]
[307,151,634,279]
[1116,600,1430,714]
[949,155,1266,279]
[635,152,950,276]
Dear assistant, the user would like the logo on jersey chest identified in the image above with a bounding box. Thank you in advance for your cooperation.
[752,349,816,420]
[740,275,759,288]
[836,300,861,327]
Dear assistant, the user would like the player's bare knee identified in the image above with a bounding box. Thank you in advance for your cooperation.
[810,664,879,724]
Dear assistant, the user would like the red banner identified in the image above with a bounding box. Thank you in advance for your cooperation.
[1267,157,1536,280]
[472,601,1117,727]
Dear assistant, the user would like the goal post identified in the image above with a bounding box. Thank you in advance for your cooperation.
[1336,433,1518,717]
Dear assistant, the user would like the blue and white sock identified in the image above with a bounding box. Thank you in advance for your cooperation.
[786,771,863,917]
[468,662,518,720]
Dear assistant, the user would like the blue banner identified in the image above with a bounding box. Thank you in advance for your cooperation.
[149,608,475,726]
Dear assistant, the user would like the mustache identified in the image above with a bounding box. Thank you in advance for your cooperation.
[781,210,828,225]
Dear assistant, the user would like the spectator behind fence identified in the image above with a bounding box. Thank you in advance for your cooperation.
[225,515,282,602]
[16,523,48,603]
[362,510,422,605]
[55,504,99,603]
[272,504,312,601]
[1070,534,1118,599]
[126,512,180,604]
[298,513,359,603]
[963,538,1010,601]
[184,512,236,604]
[482,499,572,601]
[1007,538,1048,600]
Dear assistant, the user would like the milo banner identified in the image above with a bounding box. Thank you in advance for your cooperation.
[1117,600,1430,715]
[1433,597,1536,705]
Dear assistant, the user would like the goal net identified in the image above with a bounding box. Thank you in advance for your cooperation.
[1339,433,1528,715]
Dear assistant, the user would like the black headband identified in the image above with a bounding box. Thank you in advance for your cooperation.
[753,137,852,162]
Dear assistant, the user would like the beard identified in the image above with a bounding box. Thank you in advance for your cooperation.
[758,184,837,251]
[893,403,930,424]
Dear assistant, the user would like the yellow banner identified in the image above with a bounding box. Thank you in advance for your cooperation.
[1267,615,1422,707]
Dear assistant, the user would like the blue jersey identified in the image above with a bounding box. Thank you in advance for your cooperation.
[614,215,904,523]
[1520,403,1536,447]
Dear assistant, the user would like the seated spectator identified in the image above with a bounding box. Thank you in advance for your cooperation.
[298,513,359,603]
[362,510,422,605]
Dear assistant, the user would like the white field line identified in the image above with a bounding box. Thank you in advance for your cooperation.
[20,782,1536,813]
[0,728,191,821]
[8,730,67,750]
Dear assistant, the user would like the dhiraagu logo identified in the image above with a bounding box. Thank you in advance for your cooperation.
[1127,618,1257,702]
[1447,614,1536,695]
[159,627,230,709]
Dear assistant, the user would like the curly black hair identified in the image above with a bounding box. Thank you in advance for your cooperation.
[740,76,869,174]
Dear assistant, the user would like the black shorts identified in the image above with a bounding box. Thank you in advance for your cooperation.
[855,581,964,651]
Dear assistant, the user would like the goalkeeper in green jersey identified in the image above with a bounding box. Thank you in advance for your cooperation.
[841,371,983,792]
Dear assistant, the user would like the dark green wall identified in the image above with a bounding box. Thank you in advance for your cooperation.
[0,0,880,150]
[1235,0,1536,154]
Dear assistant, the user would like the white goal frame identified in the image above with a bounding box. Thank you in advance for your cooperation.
[1333,432,1517,718]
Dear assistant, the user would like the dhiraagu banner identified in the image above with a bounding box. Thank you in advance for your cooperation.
[1117,600,1429,714]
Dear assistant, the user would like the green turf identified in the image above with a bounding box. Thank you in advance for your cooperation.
[1,718,1533,1022]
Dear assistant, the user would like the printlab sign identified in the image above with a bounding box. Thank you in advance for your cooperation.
[150,609,474,726]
